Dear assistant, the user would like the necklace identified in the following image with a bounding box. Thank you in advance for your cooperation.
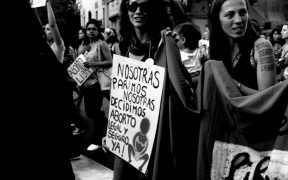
[232,51,241,68]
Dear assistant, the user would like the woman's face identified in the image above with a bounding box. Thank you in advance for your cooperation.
[127,0,151,29]
[86,24,99,39]
[281,25,288,40]
[78,30,85,40]
[273,30,281,42]
[219,0,248,39]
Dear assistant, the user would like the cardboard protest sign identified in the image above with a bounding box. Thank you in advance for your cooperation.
[30,0,46,8]
[106,54,165,173]
[67,54,93,86]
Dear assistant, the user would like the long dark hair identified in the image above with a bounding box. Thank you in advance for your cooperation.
[208,0,259,71]
[269,25,285,46]
[85,19,104,41]
[78,27,89,47]
[118,0,171,56]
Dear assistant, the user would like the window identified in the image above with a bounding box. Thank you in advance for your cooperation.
[88,11,92,21]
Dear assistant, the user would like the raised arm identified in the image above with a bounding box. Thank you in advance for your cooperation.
[47,0,63,47]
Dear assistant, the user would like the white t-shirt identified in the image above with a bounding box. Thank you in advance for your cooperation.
[199,39,209,49]
[180,48,202,74]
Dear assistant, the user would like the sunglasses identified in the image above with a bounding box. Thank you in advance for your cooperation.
[126,1,150,12]
[87,27,98,31]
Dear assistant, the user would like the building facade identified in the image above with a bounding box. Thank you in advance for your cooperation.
[79,0,121,29]
[79,0,288,34]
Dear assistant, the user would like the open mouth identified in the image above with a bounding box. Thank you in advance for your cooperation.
[233,27,244,33]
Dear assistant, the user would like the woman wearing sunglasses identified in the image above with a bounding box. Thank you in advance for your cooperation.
[117,0,171,62]
[111,0,176,179]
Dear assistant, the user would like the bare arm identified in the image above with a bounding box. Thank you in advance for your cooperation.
[99,41,113,67]
[255,38,276,90]
[84,42,113,68]
[234,38,276,95]
[47,0,63,47]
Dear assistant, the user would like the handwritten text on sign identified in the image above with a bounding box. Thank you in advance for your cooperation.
[67,54,93,86]
[106,55,165,174]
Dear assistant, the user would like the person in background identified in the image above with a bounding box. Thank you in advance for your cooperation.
[77,27,90,56]
[45,0,66,63]
[63,43,86,138]
[281,24,288,60]
[104,27,121,55]
[172,22,204,91]
[269,25,284,60]
[283,67,288,80]
[198,24,210,62]
[277,24,288,82]
[165,0,191,29]
[82,19,113,151]
[209,0,276,95]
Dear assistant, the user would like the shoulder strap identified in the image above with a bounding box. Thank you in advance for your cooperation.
[97,41,102,62]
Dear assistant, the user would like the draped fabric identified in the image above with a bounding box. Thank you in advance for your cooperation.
[112,33,288,180]
[196,60,288,180]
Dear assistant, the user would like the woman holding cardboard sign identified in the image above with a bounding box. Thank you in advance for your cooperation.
[81,19,113,151]
[109,0,194,179]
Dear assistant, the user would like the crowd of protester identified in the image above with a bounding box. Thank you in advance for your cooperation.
[19,0,287,179]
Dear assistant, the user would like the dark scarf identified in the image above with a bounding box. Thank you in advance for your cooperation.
[127,33,160,61]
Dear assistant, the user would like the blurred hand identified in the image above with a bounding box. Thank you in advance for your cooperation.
[164,27,173,36]
[84,45,91,52]
[102,137,109,153]
[83,61,94,68]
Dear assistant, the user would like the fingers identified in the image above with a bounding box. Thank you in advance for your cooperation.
[102,137,108,153]
[102,146,107,153]
[165,27,172,36]
[83,62,90,68]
